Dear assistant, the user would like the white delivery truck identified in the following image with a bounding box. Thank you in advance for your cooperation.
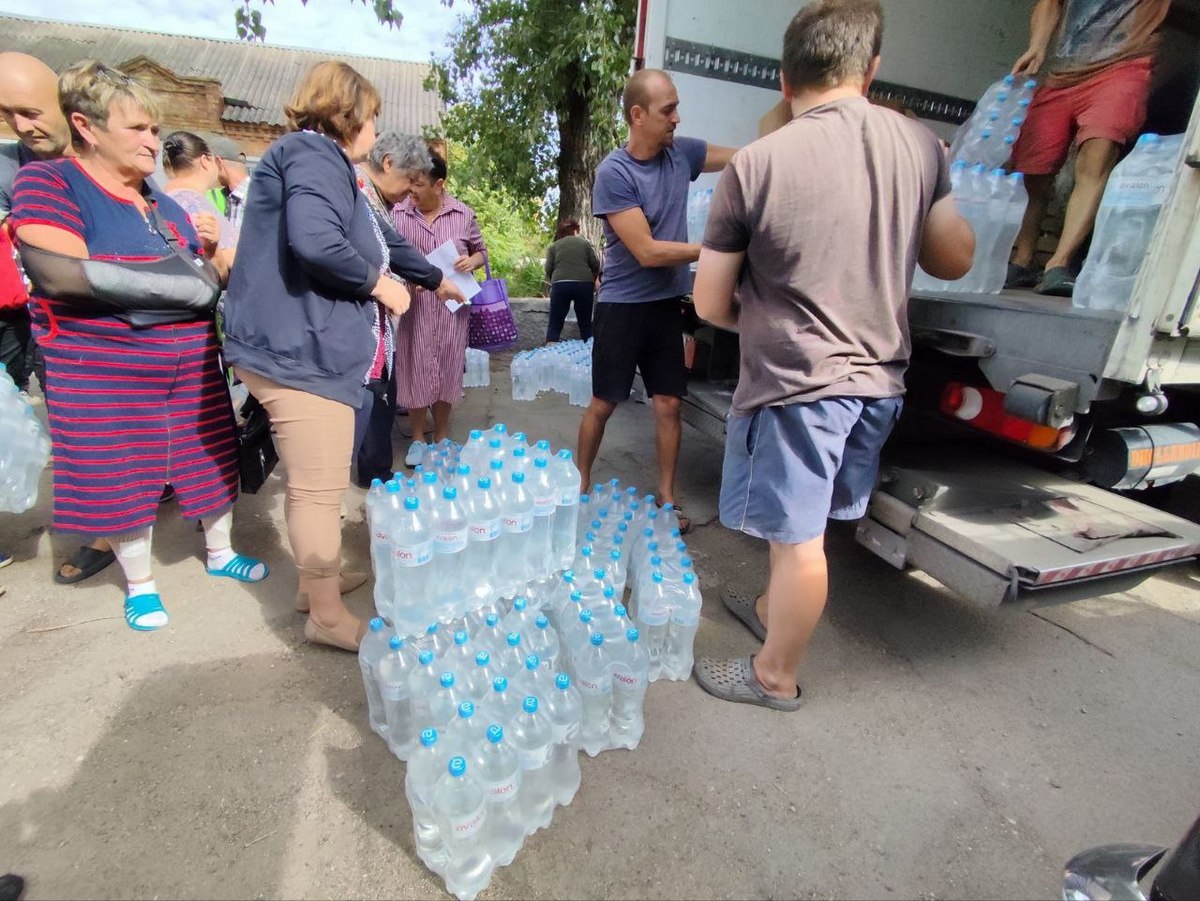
[635,0,1200,606]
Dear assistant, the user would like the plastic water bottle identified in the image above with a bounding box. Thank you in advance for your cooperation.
[527,457,557,576]
[544,673,583,806]
[379,634,420,758]
[516,653,557,702]
[634,571,672,682]
[433,486,470,621]
[444,629,476,674]
[476,612,508,655]
[359,617,391,738]
[546,571,577,630]
[391,495,435,638]
[509,696,556,833]
[0,365,51,513]
[481,675,523,730]
[463,650,498,703]
[495,471,534,598]
[686,186,713,244]
[406,729,449,873]
[993,171,1028,290]
[526,614,560,672]
[430,671,471,729]
[661,571,701,681]
[472,724,523,867]
[574,632,613,757]
[503,597,539,637]
[494,632,527,680]
[464,475,502,605]
[1075,133,1184,313]
[366,479,392,614]
[447,700,488,759]
[609,627,649,750]
[433,756,492,900]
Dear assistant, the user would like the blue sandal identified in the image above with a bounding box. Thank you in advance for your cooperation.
[206,554,269,583]
[125,593,168,632]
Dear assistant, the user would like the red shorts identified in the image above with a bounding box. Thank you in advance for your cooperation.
[1010,57,1152,176]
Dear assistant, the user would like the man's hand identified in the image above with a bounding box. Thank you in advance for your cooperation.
[372,275,411,317]
[435,277,467,304]
[191,211,220,256]
[1011,46,1045,76]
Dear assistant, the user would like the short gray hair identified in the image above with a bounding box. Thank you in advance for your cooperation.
[367,131,432,175]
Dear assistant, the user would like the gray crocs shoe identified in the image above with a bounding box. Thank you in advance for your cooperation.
[693,656,802,711]
[720,587,766,641]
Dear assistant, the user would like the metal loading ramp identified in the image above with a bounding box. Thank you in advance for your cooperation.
[856,450,1200,607]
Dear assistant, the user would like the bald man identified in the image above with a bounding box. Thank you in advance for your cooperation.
[580,68,734,532]
[0,52,118,587]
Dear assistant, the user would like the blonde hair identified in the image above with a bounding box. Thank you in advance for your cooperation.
[58,59,162,146]
[284,61,381,145]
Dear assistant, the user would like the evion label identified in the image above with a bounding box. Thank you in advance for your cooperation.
[613,670,642,689]
[373,528,389,543]
[394,540,433,567]
[487,777,520,800]
[435,529,468,554]
[1109,173,1172,207]
[519,745,550,770]
[640,603,671,626]
[575,675,610,694]
[448,804,486,839]
[380,682,408,702]
[469,518,501,542]
[502,512,533,534]
[533,495,556,516]
[558,492,580,507]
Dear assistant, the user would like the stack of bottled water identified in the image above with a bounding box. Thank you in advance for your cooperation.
[462,348,491,389]
[912,162,1029,295]
[949,74,1036,169]
[510,340,591,406]
[0,363,51,514]
[1074,132,1184,313]
[686,187,713,244]
[361,430,703,899]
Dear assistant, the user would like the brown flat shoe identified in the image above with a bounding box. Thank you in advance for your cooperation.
[303,615,366,652]
[295,571,369,612]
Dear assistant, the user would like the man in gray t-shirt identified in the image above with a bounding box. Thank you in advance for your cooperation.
[579,68,734,529]
[691,0,974,711]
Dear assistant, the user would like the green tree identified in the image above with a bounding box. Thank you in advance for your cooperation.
[432,0,636,242]
[233,0,408,41]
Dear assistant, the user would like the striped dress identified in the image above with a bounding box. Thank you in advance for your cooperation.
[391,193,486,409]
[11,159,239,535]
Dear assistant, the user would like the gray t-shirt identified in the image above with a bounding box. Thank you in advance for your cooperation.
[592,136,706,303]
[704,97,950,415]
[0,142,36,221]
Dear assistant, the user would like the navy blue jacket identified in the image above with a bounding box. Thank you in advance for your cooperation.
[223,130,442,406]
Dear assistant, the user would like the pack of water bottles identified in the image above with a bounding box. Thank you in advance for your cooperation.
[510,341,591,406]
[686,187,713,244]
[912,161,1029,295]
[0,363,51,514]
[950,74,1036,170]
[1074,132,1185,313]
[360,424,701,899]
[463,348,491,389]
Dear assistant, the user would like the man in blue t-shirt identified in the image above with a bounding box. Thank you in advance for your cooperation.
[581,68,734,531]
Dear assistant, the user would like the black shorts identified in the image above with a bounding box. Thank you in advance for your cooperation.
[591,297,687,403]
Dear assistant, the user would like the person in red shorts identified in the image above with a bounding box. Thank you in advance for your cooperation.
[1006,0,1170,297]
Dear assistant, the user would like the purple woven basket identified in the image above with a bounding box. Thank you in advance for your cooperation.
[468,260,519,352]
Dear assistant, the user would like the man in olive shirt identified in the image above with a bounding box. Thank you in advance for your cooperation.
[692,0,974,710]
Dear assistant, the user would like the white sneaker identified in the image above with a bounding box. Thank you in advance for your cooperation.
[405,441,426,467]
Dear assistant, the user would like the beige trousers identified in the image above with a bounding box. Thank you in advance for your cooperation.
[236,368,353,584]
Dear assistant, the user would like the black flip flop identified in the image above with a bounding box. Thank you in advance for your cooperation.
[55,545,117,585]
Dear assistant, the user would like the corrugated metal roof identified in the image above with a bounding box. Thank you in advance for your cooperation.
[0,14,442,131]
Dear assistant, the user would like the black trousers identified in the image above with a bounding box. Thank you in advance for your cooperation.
[352,373,398,488]
[546,280,595,343]
[0,307,32,392]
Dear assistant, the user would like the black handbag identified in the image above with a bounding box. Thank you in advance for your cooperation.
[237,393,278,494]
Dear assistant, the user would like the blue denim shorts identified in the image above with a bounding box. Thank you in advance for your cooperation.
[719,396,903,545]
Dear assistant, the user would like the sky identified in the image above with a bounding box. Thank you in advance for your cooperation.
[0,0,466,62]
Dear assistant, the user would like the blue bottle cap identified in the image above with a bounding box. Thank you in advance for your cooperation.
[615,604,627,618]
[534,457,548,469]
[580,493,590,503]
[593,569,606,580]
[627,627,640,642]
[475,650,491,666]
[603,586,615,598]
[570,590,582,602]
[422,471,438,484]
[388,635,402,650]
[420,728,438,747]
[610,549,621,561]
[448,756,467,777]
[404,496,419,510]
[523,696,538,714]
[458,701,474,719]
[563,570,575,582]
[486,612,499,627]
[513,597,527,612]
[506,632,521,647]
[580,609,593,622]
[494,423,507,433]
[536,615,549,629]
[512,471,526,483]
[493,676,508,692]
[487,724,504,743]
[442,486,457,500]
[426,623,439,635]
[590,632,605,646]
[385,480,400,493]
[368,617,384,632]
[370,477,384,489]
[555,673,571,690]
[457,463,470,475]
[490,457,503,468]
[419,649,434,665]
[557,449,573,460]
[513,447,526,458]
[652,571,664,583]
[477,476,492,490]
[650,556,662,567]
[469,429,483,440]
[439,672,455,688]
[581,546,592,557]
[454,630,468,645]
[684,572,696,585]
[489,439,503,450]
[525,654,540,670]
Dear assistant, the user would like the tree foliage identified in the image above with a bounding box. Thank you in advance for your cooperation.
[234,0,411,41]
[432,0,636,240]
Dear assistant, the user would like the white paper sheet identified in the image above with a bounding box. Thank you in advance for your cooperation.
[426,240,482,304]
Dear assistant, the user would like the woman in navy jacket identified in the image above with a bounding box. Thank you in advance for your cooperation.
[223,61,463,651]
